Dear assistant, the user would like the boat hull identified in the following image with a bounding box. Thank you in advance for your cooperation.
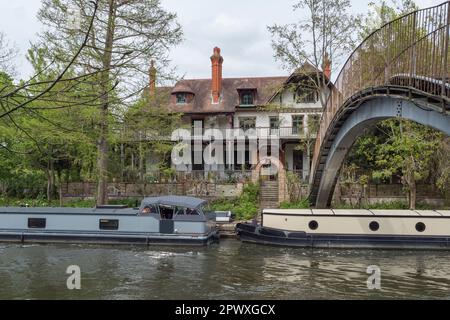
[0,229,220,246]
[236,223,450,250]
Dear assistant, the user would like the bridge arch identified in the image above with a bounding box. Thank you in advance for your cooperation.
[309,1,449,208]
[312,96,450,208]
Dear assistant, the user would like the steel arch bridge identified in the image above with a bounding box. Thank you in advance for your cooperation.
[310,1,450,208]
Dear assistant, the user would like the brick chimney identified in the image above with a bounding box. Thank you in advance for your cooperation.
[149,60,156,97]
[322,53,332,80]
[210,47,224,104]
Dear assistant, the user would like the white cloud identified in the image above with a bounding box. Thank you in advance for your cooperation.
[0,0,446,81]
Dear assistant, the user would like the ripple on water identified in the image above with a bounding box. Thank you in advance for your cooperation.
[2,242,450,299]
[135,250,202,260]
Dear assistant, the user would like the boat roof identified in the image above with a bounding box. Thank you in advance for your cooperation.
[262,209,450,217]
[0,207,138,215]
[141,196,207,209]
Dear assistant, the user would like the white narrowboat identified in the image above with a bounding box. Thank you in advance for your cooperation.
[236,209,450,249]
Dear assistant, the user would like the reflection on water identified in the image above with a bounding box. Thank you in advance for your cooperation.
[1,241,450,299]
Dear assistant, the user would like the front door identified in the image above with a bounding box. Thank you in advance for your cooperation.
[293,150,303,171]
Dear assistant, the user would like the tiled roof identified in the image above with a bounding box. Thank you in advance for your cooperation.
[167,76,287,114]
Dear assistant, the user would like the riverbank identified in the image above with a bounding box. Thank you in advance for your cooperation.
[216,222,240,239]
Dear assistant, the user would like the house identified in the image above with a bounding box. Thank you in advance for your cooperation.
[147,47,330,203]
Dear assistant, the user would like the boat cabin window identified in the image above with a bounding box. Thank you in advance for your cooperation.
[99,219,119,230]
[186,208,200,216]
[175,207,185,216]
[141,205,157,216]
[28,218,46,229]
[159,205,175,220]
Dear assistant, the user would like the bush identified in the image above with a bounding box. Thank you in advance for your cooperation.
[62,199,96,208]
[0,197,96,208]
[0,194,50,207]
[334,200,441,210]
[108,198,141,208]
[280,198,311,209]
[207,182,260,220]
[2,169,46,198]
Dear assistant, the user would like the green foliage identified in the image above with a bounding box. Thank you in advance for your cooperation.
[0,197,144,208]
[285,171,307,202]
[162,168,176,180]
[0,194,49,207]
[347,119,444,209]
[335,200,447,210]
[0,169,47,198]
[280,198,311,209]
[207,198,236,212]
[207,183,260,220]
[0,196,95,208]
[108,198,141,208]
[360,0,418,39]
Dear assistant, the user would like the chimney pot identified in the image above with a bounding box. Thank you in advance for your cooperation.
[322,53,332,80]
[210,47,224,104]
[149,60,156,97]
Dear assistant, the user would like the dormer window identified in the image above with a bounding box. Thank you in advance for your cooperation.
[172,84,194,105]
[238,89,256,106]
[176,93,187,104]
[241,92,254,105]
[295,89,318,103]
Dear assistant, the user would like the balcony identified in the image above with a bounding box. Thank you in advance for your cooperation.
[126,127,317,142]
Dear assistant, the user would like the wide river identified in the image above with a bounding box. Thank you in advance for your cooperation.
[1,240,450,299]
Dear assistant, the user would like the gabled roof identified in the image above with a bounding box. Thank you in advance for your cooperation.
[295,61,321,75]
[167,76,287,114]
[265,63,334,104]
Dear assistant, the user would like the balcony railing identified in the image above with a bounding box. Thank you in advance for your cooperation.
[125,127,318,142]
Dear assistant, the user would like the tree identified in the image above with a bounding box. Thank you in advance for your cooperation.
[435,137,450,205]
[120,88,183,182]
[268,0,361,108]
[360,0,418,38]
[0,32,16,74]
[348,120,442,209]
[36,0,183,205]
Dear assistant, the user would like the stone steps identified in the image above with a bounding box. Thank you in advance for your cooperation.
[260,203,279,209]
[260,181,279,213]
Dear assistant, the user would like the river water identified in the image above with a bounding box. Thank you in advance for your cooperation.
[1,240,450,300]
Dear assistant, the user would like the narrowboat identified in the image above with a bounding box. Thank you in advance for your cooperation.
[0,196,219,246]
[236,209,450,250]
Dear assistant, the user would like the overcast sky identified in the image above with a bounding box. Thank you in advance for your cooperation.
[0,0,444,80]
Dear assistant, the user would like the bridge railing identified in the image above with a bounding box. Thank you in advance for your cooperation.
[312,1,450,185]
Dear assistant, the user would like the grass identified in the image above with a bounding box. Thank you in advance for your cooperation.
[335,200,449,210]
[0,196,143,208]
[279,199,311,209]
